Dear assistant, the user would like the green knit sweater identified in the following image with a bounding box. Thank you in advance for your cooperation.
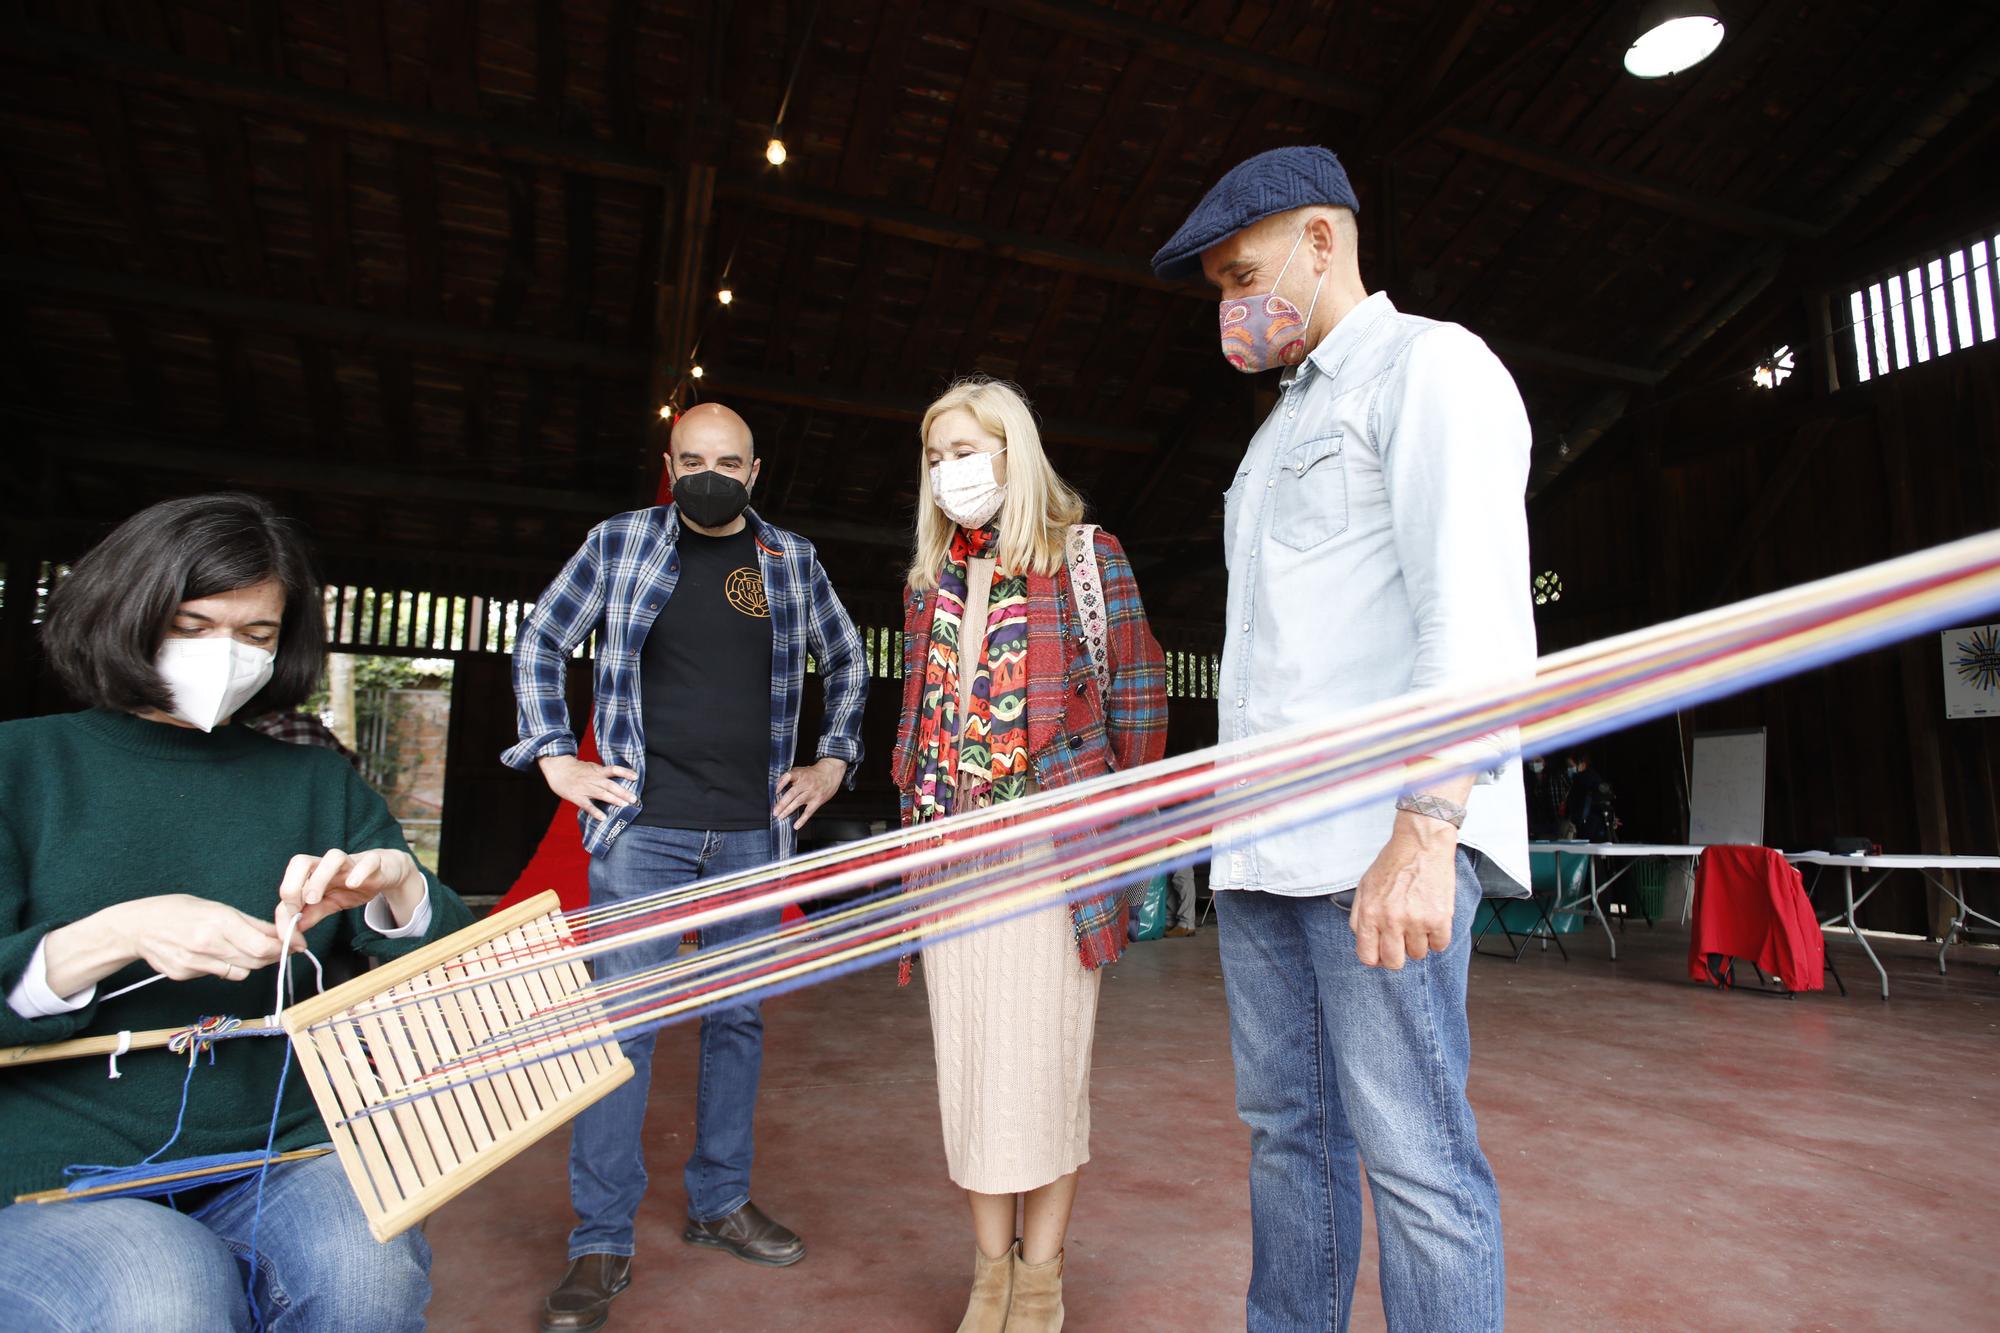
[0,709,474,1201]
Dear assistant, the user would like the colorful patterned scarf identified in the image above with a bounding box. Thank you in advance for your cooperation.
[911,524,1032,821]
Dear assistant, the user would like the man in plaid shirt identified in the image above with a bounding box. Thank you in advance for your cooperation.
[503,403,867,1331]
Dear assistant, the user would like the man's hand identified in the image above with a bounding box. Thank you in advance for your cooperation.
[1351,819,1459,970]
[774,757,847,830]
[274,847,425,936]
[539,754,639,821]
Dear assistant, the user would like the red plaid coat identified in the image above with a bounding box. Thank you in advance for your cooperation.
[892,527,1168,971]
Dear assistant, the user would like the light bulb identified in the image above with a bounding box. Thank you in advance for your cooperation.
[717,288,734,305]
[690,365,705,379]
[1624,4,1724,79]
[658,404,674,420]
[765,137,787,166]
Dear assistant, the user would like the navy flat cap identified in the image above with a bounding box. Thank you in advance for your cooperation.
[1150,146,1360,281]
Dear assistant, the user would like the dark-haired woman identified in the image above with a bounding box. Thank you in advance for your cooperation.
[0,493,472,1332]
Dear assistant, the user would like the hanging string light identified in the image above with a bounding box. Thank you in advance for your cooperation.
[764,1,819,168]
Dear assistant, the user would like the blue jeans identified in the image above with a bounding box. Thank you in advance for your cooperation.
[0,1151,430,1331]
[568,823,781,1259]
[1216,851,1504,1332]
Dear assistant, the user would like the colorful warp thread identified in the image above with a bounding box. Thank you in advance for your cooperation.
[303,530,2000,1126]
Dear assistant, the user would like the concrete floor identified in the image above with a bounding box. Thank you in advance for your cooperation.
[426,917,2000,1331]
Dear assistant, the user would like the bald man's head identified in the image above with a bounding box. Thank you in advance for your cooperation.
[666,401,759,494]
[671,402,753,456]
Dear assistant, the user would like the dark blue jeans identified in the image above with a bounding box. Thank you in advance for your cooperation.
[1216,851,1504,1333]
[567,824,781,1259]
[0,1152,430,1331]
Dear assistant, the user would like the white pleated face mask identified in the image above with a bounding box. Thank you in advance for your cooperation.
[929,449,1007,529]
[155,637,276,731]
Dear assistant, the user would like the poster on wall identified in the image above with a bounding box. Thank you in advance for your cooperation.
[1941,625,2000,719]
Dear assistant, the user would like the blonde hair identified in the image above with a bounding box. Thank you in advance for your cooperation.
[908,376,1086,591]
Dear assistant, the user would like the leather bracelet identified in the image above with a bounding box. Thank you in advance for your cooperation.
[1395,792,1467,829]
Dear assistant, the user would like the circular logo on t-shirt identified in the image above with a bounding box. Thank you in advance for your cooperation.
[725,567,770,618]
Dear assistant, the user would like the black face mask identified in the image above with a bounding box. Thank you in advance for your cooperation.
[673,470,751,528]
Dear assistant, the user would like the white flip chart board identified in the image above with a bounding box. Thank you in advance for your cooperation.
[1689,727,1766,847]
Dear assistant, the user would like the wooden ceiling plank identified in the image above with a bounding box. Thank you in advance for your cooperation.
[1011,270,1076,386]
[297,338,346,456]
[533,0,567,126]
[81,80,168,274]
[836,0,920,197]
[426,0,482,117]
[1434,125,1822,239]
[968,0,1377,113]
[722,178,1182,291]
[305,127,355,306]
[109,313,165,422]
[490,162,538,330]
[395,141,442,317]
[15,21,670,184]
[558,171,598,340]
[1382,0,1604,156]
[925,10,1014,215]
[31,432,624,514]
[342,0,390,98]
[1034,51,1157,241]
[0,257,648,373]
[701,363,1155,453]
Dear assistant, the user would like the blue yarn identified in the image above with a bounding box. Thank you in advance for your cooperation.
[239,1044,294,1333]
[56,1018,298,1332]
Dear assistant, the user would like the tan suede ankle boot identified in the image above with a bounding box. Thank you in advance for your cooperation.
[955,1242,1015,1333]
[1007,1247,1064,1332]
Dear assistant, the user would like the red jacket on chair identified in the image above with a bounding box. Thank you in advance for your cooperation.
[1689,845,1826,991]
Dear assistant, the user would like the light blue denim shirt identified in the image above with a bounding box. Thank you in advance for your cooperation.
[1215,292,1534,899]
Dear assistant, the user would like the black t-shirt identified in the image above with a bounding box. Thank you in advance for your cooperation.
[634,524,774,830]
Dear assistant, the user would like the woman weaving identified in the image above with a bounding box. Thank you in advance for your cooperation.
[0,494,472,1331]
[892,378,1167,1331]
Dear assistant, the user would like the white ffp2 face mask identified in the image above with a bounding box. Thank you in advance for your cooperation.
[929,449,1007,529]
[155,637,276,731]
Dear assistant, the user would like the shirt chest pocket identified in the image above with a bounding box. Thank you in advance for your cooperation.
[1271,433,1348,552]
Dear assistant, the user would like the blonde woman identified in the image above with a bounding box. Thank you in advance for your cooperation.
[890,377,1166,1331]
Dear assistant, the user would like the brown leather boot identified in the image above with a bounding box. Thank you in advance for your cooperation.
[1008,1248,1064,1332]
[542,1254,632,1332]
[682,1200,807,1267]
[954,1242,1016,1333]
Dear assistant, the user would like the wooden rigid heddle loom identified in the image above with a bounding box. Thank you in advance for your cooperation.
[5,530,1999,1243]
[280,893,630,1241]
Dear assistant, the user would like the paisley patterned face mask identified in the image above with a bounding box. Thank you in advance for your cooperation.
[1218,222,1325,373]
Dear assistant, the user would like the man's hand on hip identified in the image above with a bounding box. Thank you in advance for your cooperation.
[538,754,639,821]
[774,757,846,830]
[1351,818,1459,970]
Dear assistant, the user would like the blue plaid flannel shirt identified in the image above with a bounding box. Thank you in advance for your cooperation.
[501,505,869,859]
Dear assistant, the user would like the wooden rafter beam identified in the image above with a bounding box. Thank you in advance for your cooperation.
[720,179,1185,293]
[1379,0,1606,156]
[28,434,628,514]
[969,0,1378,113]
[0,258,649,374]
[1360,0,1500,158]
[724,181,1662,385]
[1434,126,1824,240]
[699,364,1157,454]
[13,21,673,184]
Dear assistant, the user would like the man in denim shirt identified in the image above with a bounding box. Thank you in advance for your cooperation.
[1155,147,1533,1332]
[503,403,868,1331]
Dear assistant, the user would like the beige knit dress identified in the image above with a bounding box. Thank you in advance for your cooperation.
[923,555,1103,1196]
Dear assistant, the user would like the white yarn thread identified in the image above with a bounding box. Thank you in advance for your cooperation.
[106,1029,132,1080]
[272,909,325,1023]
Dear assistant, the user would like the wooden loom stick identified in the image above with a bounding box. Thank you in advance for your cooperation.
[0,1021,282,1067]
[13,1149,333,1206]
